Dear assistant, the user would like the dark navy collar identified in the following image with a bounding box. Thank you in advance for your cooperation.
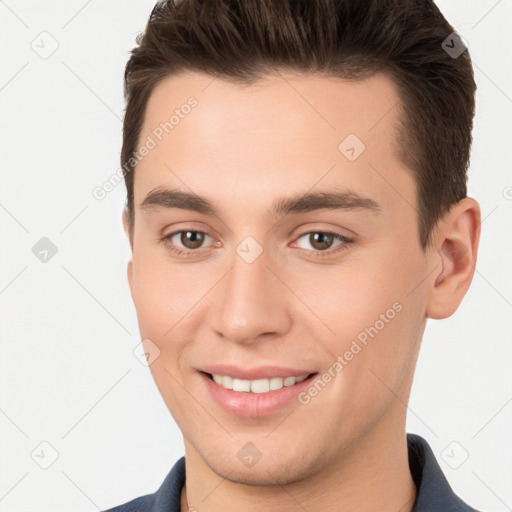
[407,433,479,511]
[103,433,480,511]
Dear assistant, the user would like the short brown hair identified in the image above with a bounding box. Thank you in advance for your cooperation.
[121,0,476,249]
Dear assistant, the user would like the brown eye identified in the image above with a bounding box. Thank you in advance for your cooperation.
[159,229,217,256]
[308,232,335,251]
[179,231,205,249]
[294,230,353,255]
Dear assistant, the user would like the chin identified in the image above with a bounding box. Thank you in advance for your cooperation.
[203,447,323,487]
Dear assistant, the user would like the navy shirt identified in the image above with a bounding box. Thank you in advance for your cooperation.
[103,433,480,511]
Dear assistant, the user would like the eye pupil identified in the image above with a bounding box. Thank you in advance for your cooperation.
[310,232,333,251]
[181,231,204,249]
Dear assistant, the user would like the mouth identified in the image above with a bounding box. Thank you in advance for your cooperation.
[198,369,319,418]
[202,371,318,394]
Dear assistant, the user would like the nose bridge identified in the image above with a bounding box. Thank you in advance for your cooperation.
[209,245,290,344]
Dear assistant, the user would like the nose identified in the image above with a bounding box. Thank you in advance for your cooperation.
[207,247,292,345]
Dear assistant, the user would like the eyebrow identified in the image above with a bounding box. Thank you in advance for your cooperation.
[139,186,381,217]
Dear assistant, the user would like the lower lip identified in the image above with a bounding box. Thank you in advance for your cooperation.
[199,372,317,418]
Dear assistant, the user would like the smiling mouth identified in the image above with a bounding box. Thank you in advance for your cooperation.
[204,371,318,394]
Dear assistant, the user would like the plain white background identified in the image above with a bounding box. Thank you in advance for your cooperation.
[0,1,511,510]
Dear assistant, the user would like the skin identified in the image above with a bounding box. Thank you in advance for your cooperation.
[122,70,480,512]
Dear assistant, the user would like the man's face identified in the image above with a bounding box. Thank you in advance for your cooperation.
[126,70,434,484]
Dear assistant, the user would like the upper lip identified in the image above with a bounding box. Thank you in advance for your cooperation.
[199,364,317,380]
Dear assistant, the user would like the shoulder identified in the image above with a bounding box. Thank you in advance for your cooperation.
[102,493,154,512]
[101,456,186,512]
[407,434,482,512]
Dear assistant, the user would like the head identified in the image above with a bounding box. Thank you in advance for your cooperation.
[121,0,480,485]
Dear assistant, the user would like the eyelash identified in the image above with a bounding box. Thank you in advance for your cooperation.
[158,229,354,258]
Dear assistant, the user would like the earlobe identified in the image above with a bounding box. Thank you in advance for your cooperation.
[426,197,481,319]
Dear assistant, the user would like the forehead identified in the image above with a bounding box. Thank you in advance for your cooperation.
[142,69,402,150]
[134,69,412,215]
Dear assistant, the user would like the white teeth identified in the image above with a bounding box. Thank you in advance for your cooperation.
[250,378,270,393]
[211,373,310,393]
[283,376,295,386]
[232,378,251,392]
[269,377,284,390]
[223,375,234,390]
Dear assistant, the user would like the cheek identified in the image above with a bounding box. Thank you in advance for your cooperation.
[130,253,205,427]
[292,251,425,376]
[130,250,224,378]
[293,267,423,432]
[131,249,199,336]
[291,263,402,337]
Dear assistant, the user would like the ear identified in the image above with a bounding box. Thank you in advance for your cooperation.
[426,197,481,319]
[122,206,134,295]
[122,204,132,244]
